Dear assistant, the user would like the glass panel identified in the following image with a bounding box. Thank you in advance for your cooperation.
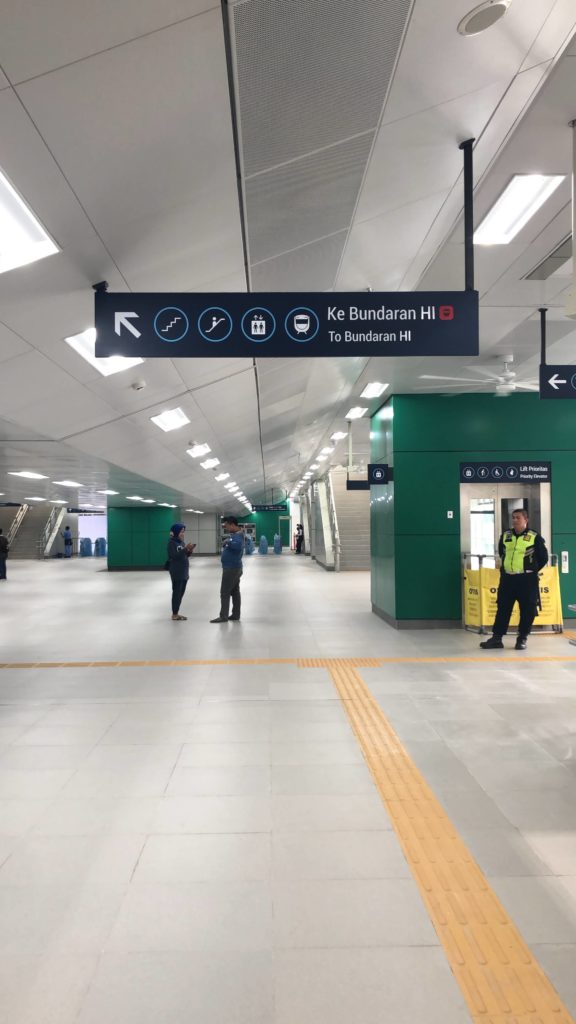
[470,497,495,557]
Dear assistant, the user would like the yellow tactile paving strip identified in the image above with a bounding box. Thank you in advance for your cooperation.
[324,660,575,1024]
[1,654,576,668]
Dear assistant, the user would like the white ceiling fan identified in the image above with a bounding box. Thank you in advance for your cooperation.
[417,354,539,397]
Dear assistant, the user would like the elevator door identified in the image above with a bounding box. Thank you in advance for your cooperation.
[460,483,551,561]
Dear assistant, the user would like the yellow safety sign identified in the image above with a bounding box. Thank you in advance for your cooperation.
[463,565,563,632]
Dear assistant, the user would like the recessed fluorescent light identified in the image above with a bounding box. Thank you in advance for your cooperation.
[158,502,177,508]
[0,166,59,274]
[50,499,67,504]
[200,458,220,470]
[97,490,119,495]
[303,473,312,478]
[126,495,143,501]
[474,174,565,245]
[320,447,334,455]
[141,499,155,504]
[52,480,83,487]
[330,431,348,441]
[360,382,389,399]
[345,407,368,420]
[316,455,327,462]
[215,473,230,482]
[225,482,237,490]
[229,486,240,493]
[8,470,47,479]
[185,508,204,514]
[25,496,46,502]
[150,407,190,432]
[187,443,211,458]
[65,327,144,377]
[310,463,320,469]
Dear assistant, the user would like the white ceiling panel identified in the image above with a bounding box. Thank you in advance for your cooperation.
[520,0,576,71]
[0,351,83,416]
[355,82,507,226]
[338,191,452,291]
[16,387,118,440]
[0,323,33,363]
[15,12,242,278]
[251,231,349,292]
[84,361,188,415]
[0,0,217,83]
[382,0,558,126]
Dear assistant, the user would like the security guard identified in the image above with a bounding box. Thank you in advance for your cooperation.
[480,508,548,651]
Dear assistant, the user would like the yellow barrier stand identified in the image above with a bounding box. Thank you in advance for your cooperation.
[464,563,563,634]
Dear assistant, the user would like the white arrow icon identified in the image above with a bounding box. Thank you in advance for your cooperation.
[549,373,567,390]
[114,312,141,338]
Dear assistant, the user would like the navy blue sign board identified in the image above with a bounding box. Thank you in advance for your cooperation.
[346,480,371,491]
[539,365,576,399]
[368,464,390,485]
[460,462,551,483]
[250,504,287,512]
[95,291,479,359]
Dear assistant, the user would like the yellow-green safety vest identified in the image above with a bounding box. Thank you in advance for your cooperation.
[502,530,537,574]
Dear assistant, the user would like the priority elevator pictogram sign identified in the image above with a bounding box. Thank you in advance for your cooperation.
[95,291,479,359]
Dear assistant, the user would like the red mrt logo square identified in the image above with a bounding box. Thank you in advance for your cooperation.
[439,305,454,321]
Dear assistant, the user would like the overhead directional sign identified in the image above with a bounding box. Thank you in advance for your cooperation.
[460,461,551,484]
[539,364,576,399]
[95,291,479,359]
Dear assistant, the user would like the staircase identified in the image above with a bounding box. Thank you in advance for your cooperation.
[9,505,54,559]
[329,468,370,570]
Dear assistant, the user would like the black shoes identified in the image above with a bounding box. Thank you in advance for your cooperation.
[479,636,504,649]
[515,637,527,650]
[210,617,228,623]
[228,616,240,621]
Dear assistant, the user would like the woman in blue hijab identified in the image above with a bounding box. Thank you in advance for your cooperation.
[167,523,195,620]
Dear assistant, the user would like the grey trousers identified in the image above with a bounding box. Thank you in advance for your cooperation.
[220,567,242,619]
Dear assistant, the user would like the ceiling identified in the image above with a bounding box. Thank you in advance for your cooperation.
[1,0,576,510]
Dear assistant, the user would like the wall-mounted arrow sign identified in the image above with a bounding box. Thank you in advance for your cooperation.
[539,364,576,399]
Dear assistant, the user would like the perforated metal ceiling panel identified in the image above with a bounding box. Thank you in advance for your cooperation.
[228,0,414,290]
[251,231,349,292]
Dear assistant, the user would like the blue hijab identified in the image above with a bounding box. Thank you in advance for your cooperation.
[170,523,185,537]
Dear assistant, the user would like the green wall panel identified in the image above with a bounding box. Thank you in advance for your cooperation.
[239,509,290,544]
[108,507,176,569]
[371,393,576,625]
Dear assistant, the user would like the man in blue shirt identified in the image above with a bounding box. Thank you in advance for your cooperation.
[211,516,244,623]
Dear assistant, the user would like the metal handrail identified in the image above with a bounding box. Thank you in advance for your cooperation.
[7,504,28,546]
[38,506,66,558]
[326,473,341,572]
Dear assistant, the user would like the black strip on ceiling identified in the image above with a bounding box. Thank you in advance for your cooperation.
[221,0,251,293]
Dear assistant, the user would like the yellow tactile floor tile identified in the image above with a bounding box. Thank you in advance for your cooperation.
[323,660,575,1024]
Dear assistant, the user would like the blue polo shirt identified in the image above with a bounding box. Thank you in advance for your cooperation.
[221,531,243,569]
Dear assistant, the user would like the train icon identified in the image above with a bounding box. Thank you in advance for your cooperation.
[293,313,311,335]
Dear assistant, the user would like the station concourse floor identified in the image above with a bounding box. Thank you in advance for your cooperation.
[1,554,576,1023]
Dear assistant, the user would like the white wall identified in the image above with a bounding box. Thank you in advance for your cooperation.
[78,514,107,544]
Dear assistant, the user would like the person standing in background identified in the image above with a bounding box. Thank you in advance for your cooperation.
[211,516,244,622]
[0,529,8,580]
[62,525,73,558]
[295,523,304,554]
[167,523,195,620]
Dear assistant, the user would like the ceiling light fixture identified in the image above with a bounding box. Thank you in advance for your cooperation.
[458,0,512,36]
[225,482,237,490]
[150,407,190,432]
[97,490,119,495]
[0,166,59,274]
[8,470,47,479]
[52,480,83,487]
[330,431,348,441]
[215,473,230,482]
[310,463,320,469]
[140,499,155,504]
[126,495,143,501]
[345,407,368,420]
[360,382,389,399]
[158,502,177,508]
[65,327,144,377]
[316,455,327,462]
[185,509,205,514]
[320,447,334,455]
[187,443,211,458]
[24,496,46,502]
[200,458,220,470]
[474,174,565,245]
[50,499,67,504]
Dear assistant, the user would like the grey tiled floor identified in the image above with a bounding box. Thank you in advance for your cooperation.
[0,557,576,1022]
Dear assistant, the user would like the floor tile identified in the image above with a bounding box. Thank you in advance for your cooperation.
[531,944,576,1018]
[152,796,272,834]
[0,954,98,1024]
[272,830,410,880]
[490,876,576,943]
[274,947,471,1024]
[273,878,438,948]
[177,742,271,767]
[135,834,271,883]
[0,835,145,888]
[167,765,271,796]
[105,881,272,952]
[272,763,376,795]
[272,794,391,832]
[523,831,576,875]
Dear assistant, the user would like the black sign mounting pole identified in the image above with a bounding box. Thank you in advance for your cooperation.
[459,139,475,293]
[539,306,547,366]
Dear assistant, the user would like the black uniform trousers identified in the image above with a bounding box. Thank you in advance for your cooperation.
[493,573,539,639]
[220,568,242,619]
[170,576,188,615]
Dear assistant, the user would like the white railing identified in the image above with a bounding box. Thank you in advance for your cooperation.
[7,504,28,546]
[38,506,66,558]
[326,473,341,572]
